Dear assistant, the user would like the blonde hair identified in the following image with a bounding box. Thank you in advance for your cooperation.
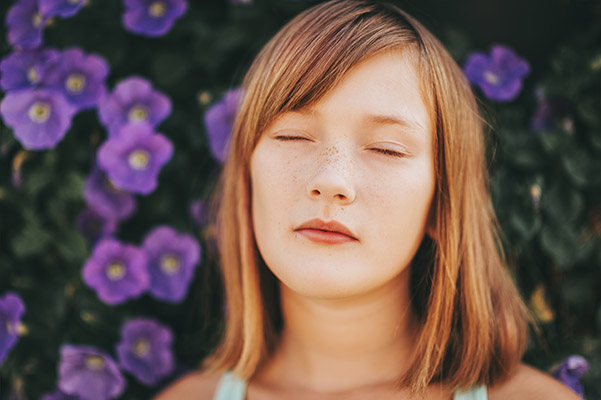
[205,0,530,393]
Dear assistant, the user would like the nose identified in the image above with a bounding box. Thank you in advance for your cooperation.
[306,146,356,205]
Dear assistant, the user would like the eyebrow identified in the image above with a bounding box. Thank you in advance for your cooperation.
[293,108,426,133]
[363,113,426,133]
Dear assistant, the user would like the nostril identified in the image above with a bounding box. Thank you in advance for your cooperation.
[312,189,321,196]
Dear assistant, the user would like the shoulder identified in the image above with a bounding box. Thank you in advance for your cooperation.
[488,363,581,400]
[154,370,222,400]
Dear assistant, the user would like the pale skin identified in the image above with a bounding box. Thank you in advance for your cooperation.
[157,51,581,400]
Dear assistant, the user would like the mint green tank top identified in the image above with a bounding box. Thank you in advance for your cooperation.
[213,372,488,400]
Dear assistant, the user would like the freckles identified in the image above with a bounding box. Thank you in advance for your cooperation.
[316,144,358,175]
[284,158,300,182]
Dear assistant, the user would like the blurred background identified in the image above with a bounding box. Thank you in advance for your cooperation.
[0,0,600,398]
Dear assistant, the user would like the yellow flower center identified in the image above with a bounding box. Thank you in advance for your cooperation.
[197,91,212,106]
[128,150,151,170]
[27,67,39,84]
[149,2,167,17]
[106,261,126,280]
[530,184,541,200]
[128,105,149,122]
[85,355,105,370]
[160,254,180,275]
[484,71,500,85]
[65,73,86,94]
[32,13,43,28]
[15,322,29,336]
[28,102,51,124]
[592,55,601,71]
[133,339,151,357]
[17,322,27,336]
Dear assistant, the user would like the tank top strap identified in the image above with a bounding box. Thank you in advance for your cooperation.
[211,372,486,400]
[453,385,488,400]
[213,371,247,400]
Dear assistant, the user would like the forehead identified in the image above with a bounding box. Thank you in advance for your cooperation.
[268,50,432,141]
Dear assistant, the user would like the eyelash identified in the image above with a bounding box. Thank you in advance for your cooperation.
[274,135,308,142]
[274,135,406,158]
[369,148,406,158]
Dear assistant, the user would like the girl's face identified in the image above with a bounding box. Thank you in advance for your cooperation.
[250,50,435,299]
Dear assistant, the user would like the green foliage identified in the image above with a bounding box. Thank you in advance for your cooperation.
[487,23,601,399]
[1,0,600,399]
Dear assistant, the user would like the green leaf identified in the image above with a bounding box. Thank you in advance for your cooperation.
[509,206,542,240]
[561,145,600,186]
[537,129,564,155]
[543,183,584,223]
[574,236,598,263]
[442,27,472,62]
[11,222,52,258]
[48,196,68,229]
[540,223,579,269]
[590,131,601,151]
[54,230,88,264]
[60,172,85,201]
[24,167,52,196]
[152,52,190,87]
[577,99,601,125]
[560,274,594,306]
[504,134,545,169]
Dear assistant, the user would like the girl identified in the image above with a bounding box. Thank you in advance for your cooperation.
[159,1,579,398]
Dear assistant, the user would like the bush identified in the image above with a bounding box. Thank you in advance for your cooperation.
[0,0,599,398]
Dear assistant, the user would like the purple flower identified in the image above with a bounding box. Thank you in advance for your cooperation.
[204,88,242,163]
[0,292,25,365]
[0,88,77,150]
[6,0,48,49]
[189,199,208,226]
[77,208,118,244]
[98,76,172,137]
[123,0,188,37]
[552,355,589,397]
[97,123,173,195]
[463,44,530,102]
[116,318,174,385]
[0,48,59,91]
[58,344,125,400]
[142,226,200,303]
[40,0,85,18]
[42,389,78,400]
[83,166,137,221]
[44,48,109,110]
[82,238,149,305]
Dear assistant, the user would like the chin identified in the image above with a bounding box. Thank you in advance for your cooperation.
[274,262,396,300]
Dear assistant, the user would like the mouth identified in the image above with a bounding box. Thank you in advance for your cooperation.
[294,218,358,244]
[295,229,357,244]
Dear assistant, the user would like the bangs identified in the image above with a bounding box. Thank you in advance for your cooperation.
[236,0,425,161]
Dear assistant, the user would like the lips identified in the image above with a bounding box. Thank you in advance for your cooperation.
[294,218,358,243]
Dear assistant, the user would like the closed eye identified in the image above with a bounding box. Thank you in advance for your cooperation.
[370,148,406,158]
[274,135,311,142]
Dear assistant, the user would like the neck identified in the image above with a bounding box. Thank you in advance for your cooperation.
[254,269,417,393]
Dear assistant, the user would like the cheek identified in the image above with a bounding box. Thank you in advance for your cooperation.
[361,160,435,262]
[250,144,302,242]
